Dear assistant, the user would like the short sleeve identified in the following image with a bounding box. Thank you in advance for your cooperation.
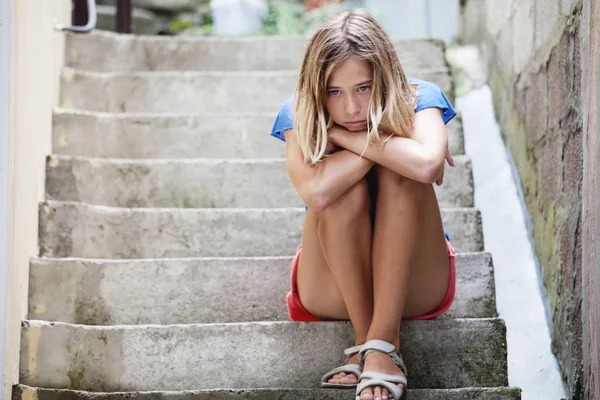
[411,79,457,125]
[270,96,295,142]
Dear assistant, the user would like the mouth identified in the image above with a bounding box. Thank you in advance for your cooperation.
[345,120,367,128]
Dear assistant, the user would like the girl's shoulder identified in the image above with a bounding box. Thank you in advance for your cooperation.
[270,96,295,142]
[408,77,457,125]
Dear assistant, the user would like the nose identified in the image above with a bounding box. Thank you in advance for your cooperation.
[344,95,360,117]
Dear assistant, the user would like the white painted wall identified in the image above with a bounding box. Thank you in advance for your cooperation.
[0,0,12,396]
[4,1,70,398]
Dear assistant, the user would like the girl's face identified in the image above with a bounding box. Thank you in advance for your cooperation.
[325,57,373,132]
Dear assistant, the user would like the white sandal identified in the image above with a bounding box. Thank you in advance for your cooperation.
[320,344,363,389]
[355,339,408,400]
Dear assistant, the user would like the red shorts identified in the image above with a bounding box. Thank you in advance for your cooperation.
[286,239,457,321]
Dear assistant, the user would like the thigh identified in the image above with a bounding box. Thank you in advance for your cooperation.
[372,167,450,319]
[403,186,451,318]
[296,210,349,320]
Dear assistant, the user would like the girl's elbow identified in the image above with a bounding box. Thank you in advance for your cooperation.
[305,194,328,212]
[302,183,329,212]
[421,157,444,184]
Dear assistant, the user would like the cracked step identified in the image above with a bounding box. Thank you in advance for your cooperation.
[52,109,465,159]
[15,384,522,400]
[38,201,484,259]
[45,155,474,208]
[66,31,450,72]
[20,318,508,392]
[29,252,497,325]
[59,68,452,113]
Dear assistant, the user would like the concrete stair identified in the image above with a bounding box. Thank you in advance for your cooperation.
[51,109,465,159]
[20,319,508,391]
[59,68,452,113]
[38,202,483,258]
[16,30,521,399]
[45,154,474,208]
[29,253,496,325]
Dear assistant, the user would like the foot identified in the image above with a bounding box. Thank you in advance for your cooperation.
[358,351,406,400]
[327,353,360,385]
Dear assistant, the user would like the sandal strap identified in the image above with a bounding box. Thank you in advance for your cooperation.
[321,364,362,382]
[343,344,363,363]
[344,344,363,357]
[360,370,407,385]
[356,377,405,399]
[358,339,408,376]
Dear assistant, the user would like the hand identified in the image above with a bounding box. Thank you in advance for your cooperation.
[324,141,341,156]
[324,126,344,155]
[435,148,455,186]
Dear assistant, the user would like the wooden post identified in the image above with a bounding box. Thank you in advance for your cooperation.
[72,0,89,26]
[116,0,133,33]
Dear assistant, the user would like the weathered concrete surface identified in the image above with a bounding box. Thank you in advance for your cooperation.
[28,252,497,325]
[45,155,474,208]
[65,31,449,72]
[460,0,587,397]
[52,109,466,159]
[59,68,453,113]
[19,319,508,391]
[38,201,483,258]
[14,384,522,400]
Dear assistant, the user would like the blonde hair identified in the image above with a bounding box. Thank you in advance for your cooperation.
[294,10,416,165]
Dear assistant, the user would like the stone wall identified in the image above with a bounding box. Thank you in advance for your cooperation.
[459,0,599,398]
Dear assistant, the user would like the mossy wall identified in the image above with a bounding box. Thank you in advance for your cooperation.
[459,0,590,397]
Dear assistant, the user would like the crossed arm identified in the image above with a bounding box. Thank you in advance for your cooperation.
[284,108,454,212]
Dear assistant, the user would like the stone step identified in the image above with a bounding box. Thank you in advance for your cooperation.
[52,109,465,159]
[59,68,452,113]
[38,201,483,259]
[29,252,496,325]
[66,31,449,72]
[15,384,522,400]
[19,318,508,391]
[46,155,474,209]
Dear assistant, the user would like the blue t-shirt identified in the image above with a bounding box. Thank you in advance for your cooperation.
[270,78,457,141]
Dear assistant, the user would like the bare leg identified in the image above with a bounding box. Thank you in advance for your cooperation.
[296,178,374,385]
[359,166,450,400]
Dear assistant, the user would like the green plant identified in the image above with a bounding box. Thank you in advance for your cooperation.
[168,19,195,34]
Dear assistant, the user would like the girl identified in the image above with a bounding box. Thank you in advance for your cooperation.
[270,11,457,400]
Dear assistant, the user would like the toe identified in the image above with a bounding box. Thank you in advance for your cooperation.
[339,373,358,384]
[360,386,374,400]
[329,372,343,383]
[381,387,389,400]
[373,386,382,400]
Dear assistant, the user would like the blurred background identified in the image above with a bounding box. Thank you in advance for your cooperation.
[93,0,459,42]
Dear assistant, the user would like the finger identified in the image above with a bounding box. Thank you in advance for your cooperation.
[446,149,456,167]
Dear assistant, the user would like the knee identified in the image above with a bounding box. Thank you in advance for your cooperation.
[376,166,424,194]
[376,166,409,187]
[319,178,370,221]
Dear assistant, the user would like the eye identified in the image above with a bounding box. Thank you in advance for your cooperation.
[328,90,341,96]
[358,86,371,93]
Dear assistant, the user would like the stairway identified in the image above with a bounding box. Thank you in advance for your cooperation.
[14,31,521,399]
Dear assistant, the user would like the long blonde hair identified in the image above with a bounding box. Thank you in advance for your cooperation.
[294,10,416,165]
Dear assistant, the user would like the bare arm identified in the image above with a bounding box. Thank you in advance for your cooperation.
[283,128,374,212]
[330,108,448,184]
